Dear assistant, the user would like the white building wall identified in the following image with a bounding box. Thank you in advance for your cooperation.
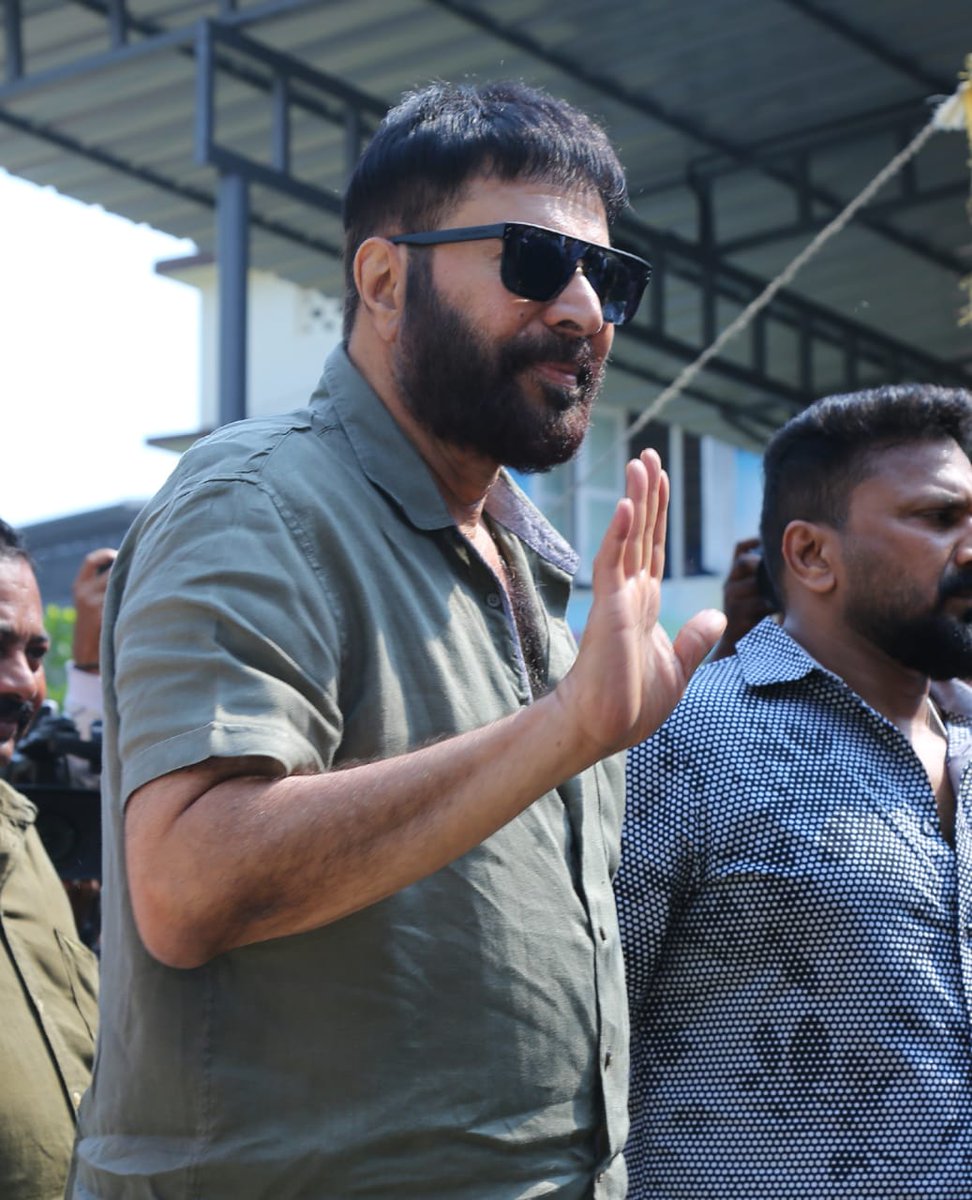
[158,259,342,429]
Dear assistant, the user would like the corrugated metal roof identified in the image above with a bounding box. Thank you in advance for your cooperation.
[2,0,970,448]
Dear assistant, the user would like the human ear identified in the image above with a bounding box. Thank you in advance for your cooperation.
[353,238,407,343]
[780,520,838,595]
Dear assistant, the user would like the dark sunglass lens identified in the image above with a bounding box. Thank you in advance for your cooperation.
[582,250,635,325]
[502,225,648,323]
[503,227,575,301]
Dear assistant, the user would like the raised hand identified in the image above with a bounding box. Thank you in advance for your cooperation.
[555,449,726,759]
[710,536,777,659]
[72,547,117,672]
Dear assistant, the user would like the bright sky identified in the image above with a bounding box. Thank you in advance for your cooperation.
[0,168,201,529]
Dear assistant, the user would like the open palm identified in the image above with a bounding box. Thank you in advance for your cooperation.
[559,450,726,759]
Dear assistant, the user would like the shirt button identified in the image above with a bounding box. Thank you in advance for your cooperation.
[486,592,502,608]
[598,925,607,942]
[604,1050,613,1069]
[921,813,938,836]
[72,1091,82,1108]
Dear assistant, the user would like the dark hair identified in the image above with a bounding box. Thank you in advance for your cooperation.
[760,383,972,604]
[0,518,30,565]
[341,79,629,337]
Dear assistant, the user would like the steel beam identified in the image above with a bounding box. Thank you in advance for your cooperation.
[0,104,343,260]
[216,172,249,427]
[616,213,971,403]
[718,178,969,256]
[5,3,967,440]
[426,0,966,276]
[779,0,952,93]
[3,0,22,84]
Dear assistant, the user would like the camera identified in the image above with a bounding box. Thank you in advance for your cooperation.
[7,702,103,884]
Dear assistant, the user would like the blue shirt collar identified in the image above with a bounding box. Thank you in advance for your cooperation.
[736,617,972,723]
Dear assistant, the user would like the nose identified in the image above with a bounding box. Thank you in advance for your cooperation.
[543,267,610,341]
[0,649,40,703]
[958,518,972,565]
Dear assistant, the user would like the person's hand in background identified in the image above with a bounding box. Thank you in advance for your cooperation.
[71,548,117,674]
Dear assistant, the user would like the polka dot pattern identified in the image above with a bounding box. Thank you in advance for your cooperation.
[616,619,972,1198]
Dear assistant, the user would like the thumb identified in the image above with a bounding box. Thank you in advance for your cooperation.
[671,609,727,680]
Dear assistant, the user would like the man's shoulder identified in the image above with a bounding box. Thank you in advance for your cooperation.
[676,651,749,712]
[176,402,342,488]
[138,387,379,547]
[165,347,370,495]
[0,777,35,828]
[631,656,750,763]
[642,621,816,748]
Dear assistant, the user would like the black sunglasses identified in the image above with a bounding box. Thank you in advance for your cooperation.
[389,221,651,327]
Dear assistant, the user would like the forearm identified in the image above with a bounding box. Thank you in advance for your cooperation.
[127,451,725,968]
[127,687,603,968]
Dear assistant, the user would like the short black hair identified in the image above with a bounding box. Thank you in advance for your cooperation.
[341,79,629,337]
[0,518,30,566]
[760,383,972,605]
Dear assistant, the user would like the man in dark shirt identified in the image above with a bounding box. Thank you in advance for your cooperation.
[618,383,972,1198]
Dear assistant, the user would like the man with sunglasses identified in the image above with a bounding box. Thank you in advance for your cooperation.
[69,80,724,1200]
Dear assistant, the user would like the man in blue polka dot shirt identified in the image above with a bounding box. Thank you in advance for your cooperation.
[617,383,972,1198]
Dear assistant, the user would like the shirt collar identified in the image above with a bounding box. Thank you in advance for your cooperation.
[931,677,972,723]
[315,345,578,573]
[0,779,36,893]
[736,617,972,724]
[735,618,822,687]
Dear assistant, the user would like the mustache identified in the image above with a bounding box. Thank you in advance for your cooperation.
[0,695,35,732]
[940,568,972,602]
[503,330,595,378]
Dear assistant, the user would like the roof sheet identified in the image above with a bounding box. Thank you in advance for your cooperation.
[2,0,970,447]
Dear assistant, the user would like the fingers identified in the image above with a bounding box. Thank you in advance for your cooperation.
[672,608,728,679]
[590,496,633,595]
[75,547,116,583]
[592,448,669,589]
[74,549,117,606]
[72,549,116,667]
[724,539,761,578]
[649,458,669,583]
[622,457,648,578]
[619,449,668,578]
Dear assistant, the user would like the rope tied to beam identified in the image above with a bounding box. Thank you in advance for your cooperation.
[933,55,972,324]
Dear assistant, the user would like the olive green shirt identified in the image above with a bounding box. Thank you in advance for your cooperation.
[0,780,98,1200]
[71,346,628,1198]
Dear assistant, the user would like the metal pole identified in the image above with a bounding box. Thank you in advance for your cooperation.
[216,171,249,427]
[4,0,23,83]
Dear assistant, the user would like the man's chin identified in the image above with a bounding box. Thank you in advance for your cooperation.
[894,619,972,680]
[503,426,587,473]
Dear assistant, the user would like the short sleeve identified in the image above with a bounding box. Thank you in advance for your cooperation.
[110,476,343,804]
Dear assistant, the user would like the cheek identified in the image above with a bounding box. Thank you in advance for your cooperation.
[593,324,614,361]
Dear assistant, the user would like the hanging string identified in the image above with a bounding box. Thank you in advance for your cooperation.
[939,54,972,325]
